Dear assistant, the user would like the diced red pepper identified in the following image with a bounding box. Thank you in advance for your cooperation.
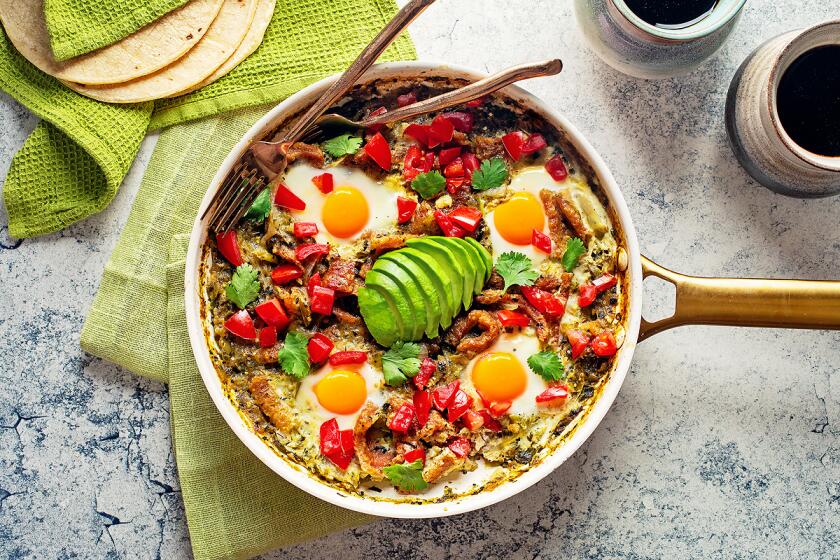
[443,111,474,133]
[432,380,460,411]
[434,210,467,238]
[497,310,530,328]
[215,231,243,267]
[254,299,290,329]
[443,158,465,179]
[445,176,465,195]
[307,333,333,364]
[271,264,302,285]
[438,147,462,166]
[274,183,306,211]
[414,358,436,390]
[258,326,277,348]
[448,437,471,458]
[502,132,528,161]
[535,385,570,407]
[545,154,569,182]
[465,97,485,108]
[388,403,416,433]
[224,310,256,340]
[366,106,388,133]
[578,284,598,308]
[311,172,334,194]
[462,153,480,182]
[447,390,473,422]
[364,132,392,170]
[413,389,432,427]
[403,145,429,181]
[397,196,418,225]
[404,123,431,147]
[295,243,329,261]
[403,447,426,464]
[488,401,511,417]
[593,273,618,293]
[462,409,484,431]
[293,222,319,238]
[521,133,547,155]
[532,229,552,254]
[520,286,566,318]
[319,418,354,470]
[567,330,591,359]
[397,91,417,107]
[328,351,368,366]
[307,272,321,298]
[591,330,618,357]
[310,285,335,315]
[479,410,503,432]
[448,206,483,233]
[428,115,455,148]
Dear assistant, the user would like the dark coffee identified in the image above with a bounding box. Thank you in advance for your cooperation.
[776,45,840,157]
[623,0,718,29]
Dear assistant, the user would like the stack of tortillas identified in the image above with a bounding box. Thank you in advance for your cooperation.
[0,0,275,103]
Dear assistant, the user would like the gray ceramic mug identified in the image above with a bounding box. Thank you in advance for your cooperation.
[574,0,747,79]
[725,20,840,198]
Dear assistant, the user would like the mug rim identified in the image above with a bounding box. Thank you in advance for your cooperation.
[767,19,840,172]
[611,0,747,41]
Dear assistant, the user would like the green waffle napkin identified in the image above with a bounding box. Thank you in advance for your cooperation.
[44,0,190,61]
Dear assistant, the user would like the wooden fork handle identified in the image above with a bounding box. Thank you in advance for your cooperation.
[361,59,564,127]
[281,0,436,144]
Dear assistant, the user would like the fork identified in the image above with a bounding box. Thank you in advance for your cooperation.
[297,59,564,144]
[203,0,437,233]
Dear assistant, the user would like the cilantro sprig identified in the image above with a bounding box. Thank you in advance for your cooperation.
[383,459,428,492]
[382,342,421,386]
[411,171,446,199]
[278,331,310,379]
[527,351,566,382]
[323,134,363,158]
[471,158,508,191]
[225,264,261,309]
[244,188,271,223]
[495,252,539,292]
[561,237,586,272]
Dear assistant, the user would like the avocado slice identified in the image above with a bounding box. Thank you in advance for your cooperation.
[465,237,493,283]
[459,238,490,293]
[431,237,478,310]
[398,247,454,330]
[406,237,465,315]
[380,253,441,339]
[357,285,401,347]
[370,260,427,341]
[364,270,413,342]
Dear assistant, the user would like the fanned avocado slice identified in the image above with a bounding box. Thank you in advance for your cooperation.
[465,237,493,282]
[357,285,401,347]
[406,238,464,315]
[460,238,490,293]
[431,237,477,310]
[371,260,427,341]
[380,253,441,339]
[398,247,454,330]
[364,270,413,342]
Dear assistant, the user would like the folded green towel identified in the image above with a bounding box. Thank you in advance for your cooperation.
[44,0,190,61]
[1,0,415,239]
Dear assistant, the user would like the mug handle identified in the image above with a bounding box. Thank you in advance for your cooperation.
[638,255,840,341]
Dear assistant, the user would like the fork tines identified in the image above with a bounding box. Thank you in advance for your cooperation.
[204,162,267,233]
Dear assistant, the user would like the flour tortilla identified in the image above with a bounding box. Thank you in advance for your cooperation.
[0,0,224,85]
[167,0,276,97]
[63,0,258,103]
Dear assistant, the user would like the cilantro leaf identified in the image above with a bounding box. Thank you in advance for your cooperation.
[244,188,271,223]
[527,351,566,382]
[278,331,310,379]
[383,459,428,492]
[225,264,261,309]
[471,158,508,191]
[495,252,539,292]
[561,237,586,272]
[411,171,446,199]
[323,134,363,158]
[382,342,422,386]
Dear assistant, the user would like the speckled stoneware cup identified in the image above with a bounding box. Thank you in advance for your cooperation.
[725,20,840,198]
[574,0,747,79]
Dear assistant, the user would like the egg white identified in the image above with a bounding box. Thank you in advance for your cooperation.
[296,361,387,430]
[460,329,553,417]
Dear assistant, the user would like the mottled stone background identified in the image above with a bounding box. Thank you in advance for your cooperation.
[1,1,838,558]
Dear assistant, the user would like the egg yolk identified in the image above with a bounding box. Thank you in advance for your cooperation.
[493,192,545,245]
[314,370,367,415]
[471,352,527,403]
[322,186,369,238]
